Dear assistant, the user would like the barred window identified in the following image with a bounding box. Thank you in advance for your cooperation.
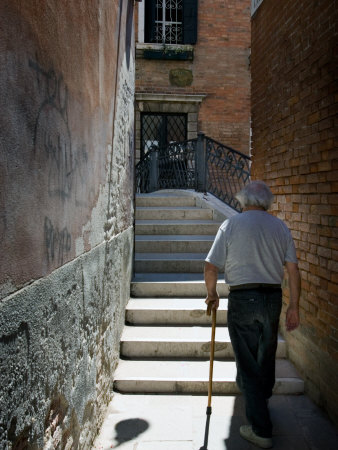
[145,0,198,45]
[141,113,187,158]
[154,0,183,44]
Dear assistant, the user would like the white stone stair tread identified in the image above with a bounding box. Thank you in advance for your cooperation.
[136,219,221,225]
[136,195,196,206]
[136,193,195,199]
[135,253,207,260]
[121,326,285,345]
[132,273,225,282]
[135,235,215,241]
[115,359,301,382]
[131,274,227,296]
[126,298,228,325]
[136,206,208,211]
[126,298,228,311]
[136,193,194,197]
[121,325,231,342]
[136,207,213,220]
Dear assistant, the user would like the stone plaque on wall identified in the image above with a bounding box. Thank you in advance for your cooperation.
[169,69,193,87]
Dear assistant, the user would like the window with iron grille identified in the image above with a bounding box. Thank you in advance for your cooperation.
[141,113,187,158]
[156,0,183,44]
[145,0,198,45]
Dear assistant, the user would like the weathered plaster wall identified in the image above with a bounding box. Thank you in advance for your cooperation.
[0,0,135,447]
[251,0,338,425]
[0,231,133,448]
[0,0,135,296]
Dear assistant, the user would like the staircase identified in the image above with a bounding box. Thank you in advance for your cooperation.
[114,191,304,395]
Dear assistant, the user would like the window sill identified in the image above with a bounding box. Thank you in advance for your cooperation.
[136,43,194,61]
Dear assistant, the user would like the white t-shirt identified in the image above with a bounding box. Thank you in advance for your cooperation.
[205,210,298,286]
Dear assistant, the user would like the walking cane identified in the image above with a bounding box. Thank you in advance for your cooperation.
[200,302,217,450]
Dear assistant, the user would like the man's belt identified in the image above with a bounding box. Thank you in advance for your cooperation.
[230,283,281,291]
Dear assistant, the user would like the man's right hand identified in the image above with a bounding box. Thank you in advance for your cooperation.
[205,294,220,315]
[204,262,220,315]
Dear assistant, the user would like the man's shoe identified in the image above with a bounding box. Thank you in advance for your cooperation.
[240,425,272,449]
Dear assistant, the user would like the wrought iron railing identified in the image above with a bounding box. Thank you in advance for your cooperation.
[206,137,251,211]
[135,133,251,212]
[158,140,197,190]
[135,149,152,193]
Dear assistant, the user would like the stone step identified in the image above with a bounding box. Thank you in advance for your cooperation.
[126,298,228,325]
[136,194,196,207]
[114,359,304,395]
[136,206,213,221]
[135,235,215,253]
[120,326,286,358]
[135,219,221,235]
[134,252,207,273]
[131,273,229,298]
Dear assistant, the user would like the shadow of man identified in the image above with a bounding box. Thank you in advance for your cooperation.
[223,396,250,450]
[113,418,149,447]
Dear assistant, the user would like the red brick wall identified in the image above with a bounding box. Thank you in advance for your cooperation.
[251,0,338,424]
[135,0,251,154]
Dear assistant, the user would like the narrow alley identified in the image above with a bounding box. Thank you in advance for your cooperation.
[93,191,337,449]
[1,0,337,449]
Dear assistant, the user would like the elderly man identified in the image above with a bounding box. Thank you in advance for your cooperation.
[204,181,300,449]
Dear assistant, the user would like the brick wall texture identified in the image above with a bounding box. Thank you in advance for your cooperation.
[251,0,338,424]
[135,0,251,154]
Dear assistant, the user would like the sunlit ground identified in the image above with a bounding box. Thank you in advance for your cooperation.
[92,393,337,449]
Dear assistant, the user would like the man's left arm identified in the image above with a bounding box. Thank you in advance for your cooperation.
[285,261,301,331]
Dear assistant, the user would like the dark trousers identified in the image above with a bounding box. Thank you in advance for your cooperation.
[228,287,282,438]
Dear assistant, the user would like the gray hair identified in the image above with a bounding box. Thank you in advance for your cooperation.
[235,181,274,211]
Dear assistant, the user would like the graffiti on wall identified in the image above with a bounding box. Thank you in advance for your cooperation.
[29,59,91,264]
[44,217,71,265]
[29,59,88,201]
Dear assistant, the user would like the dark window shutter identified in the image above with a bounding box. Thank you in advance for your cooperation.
[183,0,198,44]
[144,0,157,43]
